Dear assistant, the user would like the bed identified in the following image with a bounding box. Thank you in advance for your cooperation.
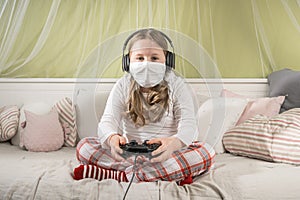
[1,74,300,200]
[1,143,300,200]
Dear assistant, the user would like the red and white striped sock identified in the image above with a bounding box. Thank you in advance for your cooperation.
[73,164,128,182]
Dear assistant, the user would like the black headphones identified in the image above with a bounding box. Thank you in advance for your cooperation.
[122,28,175,72]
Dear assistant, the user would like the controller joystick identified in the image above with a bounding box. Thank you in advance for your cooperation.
[129,140,138,146]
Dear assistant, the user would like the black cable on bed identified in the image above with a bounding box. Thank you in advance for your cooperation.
[123,154,138,200]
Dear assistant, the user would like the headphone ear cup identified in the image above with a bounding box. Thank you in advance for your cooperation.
[122,54,130,72]
[165,51,175,69]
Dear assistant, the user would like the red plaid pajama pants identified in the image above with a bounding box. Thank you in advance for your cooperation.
[76,137,215,183]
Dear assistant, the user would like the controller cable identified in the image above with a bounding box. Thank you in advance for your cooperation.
[122,154,138,200]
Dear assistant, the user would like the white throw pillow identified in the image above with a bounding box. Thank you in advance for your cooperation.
[75,90,110,139]
[197,97,248,154]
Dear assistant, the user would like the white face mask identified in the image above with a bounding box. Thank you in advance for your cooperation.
[129,62,166,88]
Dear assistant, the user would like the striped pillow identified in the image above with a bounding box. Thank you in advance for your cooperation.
[223,108,300,165]
[54,97,78,147]
[0,105,20,142]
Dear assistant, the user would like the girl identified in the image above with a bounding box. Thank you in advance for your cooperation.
[73,28,215,184]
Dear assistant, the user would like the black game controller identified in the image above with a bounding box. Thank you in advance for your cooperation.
[120,140,161,158]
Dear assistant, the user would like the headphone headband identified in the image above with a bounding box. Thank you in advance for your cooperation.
[122,28,175,72]
[122,28,174,52]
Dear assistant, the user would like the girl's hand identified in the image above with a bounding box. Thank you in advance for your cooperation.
[148,137,184,163]
[107,134,127,162]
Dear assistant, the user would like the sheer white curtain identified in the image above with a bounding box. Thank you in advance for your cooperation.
[0,0,300,78]
[250,0,300,76]
[282,0,300,33]
[0,0,30,73]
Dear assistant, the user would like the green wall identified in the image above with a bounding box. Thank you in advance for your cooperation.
[0,0,300,78]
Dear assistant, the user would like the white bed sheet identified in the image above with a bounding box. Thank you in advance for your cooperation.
[1,142,300,200]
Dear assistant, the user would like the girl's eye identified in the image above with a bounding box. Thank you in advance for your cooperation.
[151,57,159,61]
[137,57,144,61]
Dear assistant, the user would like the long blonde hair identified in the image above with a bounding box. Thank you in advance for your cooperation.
[126,29,170,126]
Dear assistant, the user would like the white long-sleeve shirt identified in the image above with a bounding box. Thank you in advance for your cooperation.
[98,71,198,146]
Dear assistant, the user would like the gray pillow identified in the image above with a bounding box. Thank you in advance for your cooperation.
[267,68,300,113]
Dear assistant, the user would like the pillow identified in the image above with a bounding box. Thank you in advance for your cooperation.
[76,91,110,139]
[11,102,52,146]
[221,89,285,125]
[0,105,19,142]
[268,68,300,112]
[197,97,248,154]
[54,97,78,147]
[21,109,64,152]
[223,108,300,165]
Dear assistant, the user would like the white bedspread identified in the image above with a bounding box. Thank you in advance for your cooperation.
[1,143,300,200]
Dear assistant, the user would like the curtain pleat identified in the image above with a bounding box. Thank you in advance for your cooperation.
[0,0,299,78]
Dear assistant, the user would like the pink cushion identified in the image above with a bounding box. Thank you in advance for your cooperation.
[21,109,64,152]
[12,102,52,147]
[221,89,285,125]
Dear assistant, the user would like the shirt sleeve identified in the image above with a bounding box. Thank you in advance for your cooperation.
[171,76,198,146]
[97,77,127,145]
